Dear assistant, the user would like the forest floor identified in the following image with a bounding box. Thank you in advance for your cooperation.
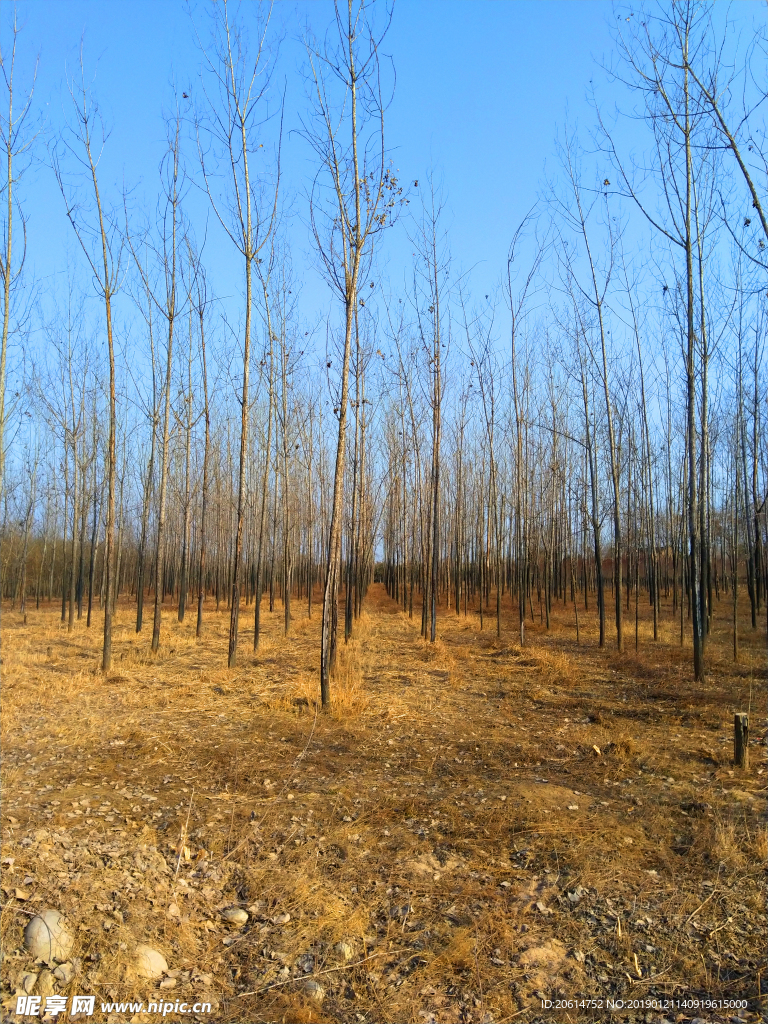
[1,584,766,1024]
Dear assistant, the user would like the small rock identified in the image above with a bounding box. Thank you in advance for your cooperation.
[303,978,325,1003]
[166,903,180,920]
[221,907,248,926]
[335,940,354,962]
[53,962,76,985]
[159,977,176,990]
[20,972,38,994]
[134,944,168,980]
[24,910,74,964]
[535,901,552,916]
[36,970,56,997]
[390,904,411,921]
[271,912,290,926]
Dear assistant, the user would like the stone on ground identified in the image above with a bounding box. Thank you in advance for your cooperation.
[23,910,74,964]
[134,944,168,980]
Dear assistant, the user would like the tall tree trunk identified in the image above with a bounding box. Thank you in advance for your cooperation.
[254,283,275,648]
[196,300,210,638]
[683,58,704,682]
[136,413,156,632]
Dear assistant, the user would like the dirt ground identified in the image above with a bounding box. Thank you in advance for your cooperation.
[1,583,766,1024]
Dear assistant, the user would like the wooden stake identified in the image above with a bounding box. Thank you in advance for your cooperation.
[734,712,749,769]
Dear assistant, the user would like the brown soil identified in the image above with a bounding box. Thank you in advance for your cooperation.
[1,585,766,1024]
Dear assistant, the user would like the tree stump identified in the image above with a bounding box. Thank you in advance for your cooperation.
[733,713,749,770]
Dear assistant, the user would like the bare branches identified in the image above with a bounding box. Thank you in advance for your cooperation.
[53,44,121,671]
[301,0,399,299]
[303,0,398,703]
[0,9,40,512]
[193,0,281,667]
[194,0,281,263]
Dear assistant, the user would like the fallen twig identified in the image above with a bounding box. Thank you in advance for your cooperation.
[683,887,719,928]
[237,948,399,997]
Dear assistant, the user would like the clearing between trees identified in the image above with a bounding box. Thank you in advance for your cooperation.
[1,586,765,1024]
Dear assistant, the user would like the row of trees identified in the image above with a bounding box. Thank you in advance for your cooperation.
[1,1,766,700]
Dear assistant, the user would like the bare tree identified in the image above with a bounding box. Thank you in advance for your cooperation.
[620,247,659,640]
[131,271,159,634]
[507,216,545,645]
[125,114,187,654]
[0,11,36,506]
[600,0,716,680]
[253,239,276,649]
[412,177,449,642]
[0,13,37,649]
[554,134,623,650]
[303,0,400,704]
[53,51,123,670]
[187,240,213,639]
[196,0,280,667]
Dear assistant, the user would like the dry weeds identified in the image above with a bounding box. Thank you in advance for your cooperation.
[1,585,766,1024]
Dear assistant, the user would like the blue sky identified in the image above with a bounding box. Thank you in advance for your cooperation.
[9,0,761,370]
[14,1,622,324]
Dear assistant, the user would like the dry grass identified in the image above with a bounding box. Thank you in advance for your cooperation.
[1,585,766,1023]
